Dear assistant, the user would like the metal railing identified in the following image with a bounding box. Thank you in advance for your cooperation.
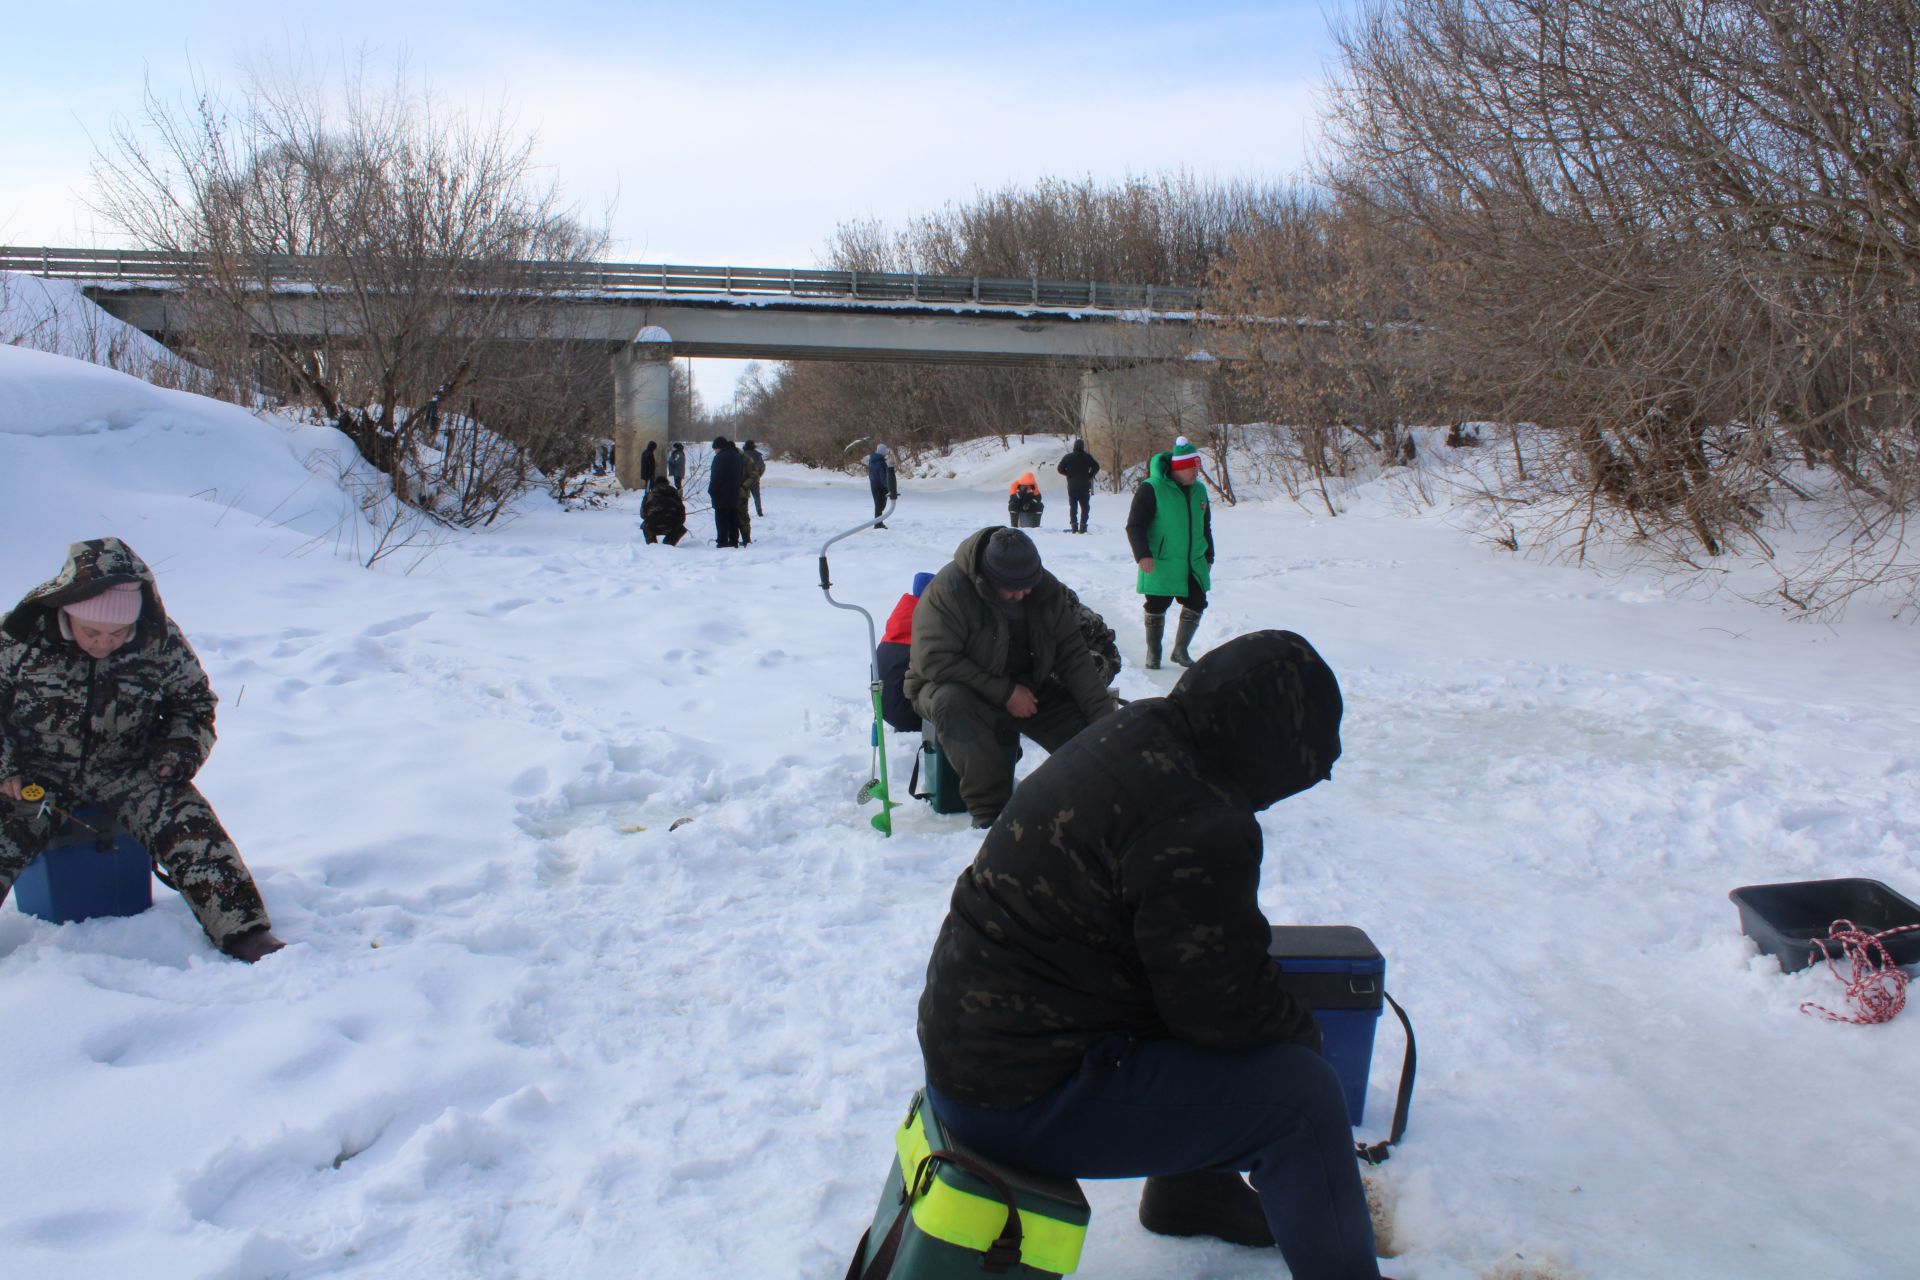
[0,245,1199,314]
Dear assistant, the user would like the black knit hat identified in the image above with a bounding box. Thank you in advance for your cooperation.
[981,528,1042,591]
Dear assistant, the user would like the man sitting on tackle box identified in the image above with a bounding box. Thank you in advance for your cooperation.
[915,630,1386,1279]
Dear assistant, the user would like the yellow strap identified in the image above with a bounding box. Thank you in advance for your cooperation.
[896,1107,1086,1275]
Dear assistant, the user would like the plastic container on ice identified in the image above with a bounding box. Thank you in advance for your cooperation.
[1268,924,1385,1125]
[12,806,153,924]
[1728,877,1920,973]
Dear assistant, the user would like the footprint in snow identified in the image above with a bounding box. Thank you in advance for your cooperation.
[361,611,433,638]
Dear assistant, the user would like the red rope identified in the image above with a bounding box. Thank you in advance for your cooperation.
[1798,919,1920,1025]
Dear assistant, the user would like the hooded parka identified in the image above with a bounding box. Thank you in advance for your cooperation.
[917,629,1341,1107]
[1,538,213,790]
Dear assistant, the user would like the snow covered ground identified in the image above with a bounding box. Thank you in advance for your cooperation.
[2,311,1918,1279]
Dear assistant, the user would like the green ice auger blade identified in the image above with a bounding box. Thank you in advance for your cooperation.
[869,683,896,836]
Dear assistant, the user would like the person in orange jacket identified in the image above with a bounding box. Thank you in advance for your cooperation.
[1007,472,1044,528]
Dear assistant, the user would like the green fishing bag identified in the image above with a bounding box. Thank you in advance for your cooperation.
[846,1090,1090,1279]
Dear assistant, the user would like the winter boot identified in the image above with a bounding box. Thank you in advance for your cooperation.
[1143,610,1165,670]
[1170,607,1203,667]
[221,926,286,964]
[1138,1171,1275,1248]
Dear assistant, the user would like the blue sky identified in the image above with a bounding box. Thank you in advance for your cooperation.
[3,1,1351,398]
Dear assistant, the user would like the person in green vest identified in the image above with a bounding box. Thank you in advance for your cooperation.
[1125,436,1214,669]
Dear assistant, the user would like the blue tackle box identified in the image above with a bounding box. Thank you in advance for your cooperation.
[12,807,153,923]
[1268,925,1385,1125]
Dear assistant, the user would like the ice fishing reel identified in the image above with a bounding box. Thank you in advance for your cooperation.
[12,782,116,850]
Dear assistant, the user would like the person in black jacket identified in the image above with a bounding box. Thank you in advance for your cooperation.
[916,631,1381,1279]
[640,440,659,488]
[1055,438,1101,533]
[708,436,745,548]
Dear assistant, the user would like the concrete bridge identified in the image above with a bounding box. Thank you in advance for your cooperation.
[3,247,1221,488]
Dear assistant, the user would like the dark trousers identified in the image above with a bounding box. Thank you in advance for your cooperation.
[871,486,889,519]
[0,774,270,946]
[748,480,763,516]
[1144,576,1208,616]
[1068,492,1091,532]
[713,505,741,547]
[929,1037,1380,1280]
[916,683,1089,822]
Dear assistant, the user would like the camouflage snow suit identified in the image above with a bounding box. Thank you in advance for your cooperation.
[0,538,271,945]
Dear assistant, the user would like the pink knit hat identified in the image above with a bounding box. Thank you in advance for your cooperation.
[62,582,143,626]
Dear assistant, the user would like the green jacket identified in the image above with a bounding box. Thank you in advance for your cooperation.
[0,538,218,791]
[1126,451,1213,596]
[904,528,1113,725]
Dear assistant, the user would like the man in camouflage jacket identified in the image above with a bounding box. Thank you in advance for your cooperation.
[0,538,283,961]
[904,527,1113,827]
[915,631,1383,1278]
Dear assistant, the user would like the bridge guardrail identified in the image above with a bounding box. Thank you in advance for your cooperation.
[1,246,1199,314]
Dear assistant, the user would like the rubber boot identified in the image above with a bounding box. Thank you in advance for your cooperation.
[222,926,286,963]
[1170,607,1202,667]
[1138,1171,1275,1247]
[1143,610,1164,670]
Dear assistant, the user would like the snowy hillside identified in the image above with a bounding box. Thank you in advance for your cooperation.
[2,314,1918,1279]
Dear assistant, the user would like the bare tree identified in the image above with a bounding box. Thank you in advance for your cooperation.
[738,175,1291,470]
[91,52,612,525]
[1322,0,1920,609]
[1206,191,1451,514]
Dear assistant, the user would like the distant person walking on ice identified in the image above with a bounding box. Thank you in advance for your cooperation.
[1056,437,1101,533]
[667,441,687,495]
[866,443,898,527]
[0,538,286,962]
[1127,436,1214,670]
[639,440,659,488]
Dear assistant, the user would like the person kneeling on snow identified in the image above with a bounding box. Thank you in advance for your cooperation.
[903,527,1113,828]
[917,631,1384,1279]
[0,538,285,963]
[640,476,688,546]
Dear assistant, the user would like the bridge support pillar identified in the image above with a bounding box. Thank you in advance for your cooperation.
[613,334,674,491]
[1078,368,1209,485]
